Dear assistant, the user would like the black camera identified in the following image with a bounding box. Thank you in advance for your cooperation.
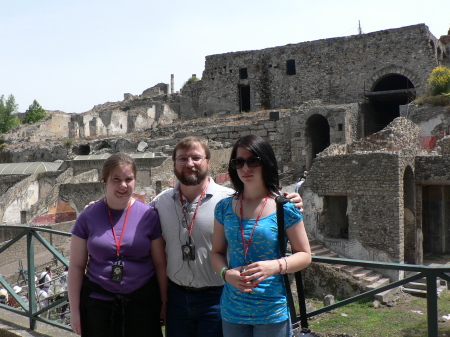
[182,243,195,261]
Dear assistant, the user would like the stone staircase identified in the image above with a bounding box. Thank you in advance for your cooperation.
[310,242,450,301]
[309,241,395,302]
[402,263,448,298]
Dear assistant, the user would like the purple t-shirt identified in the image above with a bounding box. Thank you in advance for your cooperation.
[71,199,161,295]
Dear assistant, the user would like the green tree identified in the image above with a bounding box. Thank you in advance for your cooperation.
[22,99,46,124]
[427,66,450,96]
[0,94,20,134]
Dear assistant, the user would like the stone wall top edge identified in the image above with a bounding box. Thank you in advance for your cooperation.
[205,24,431,59]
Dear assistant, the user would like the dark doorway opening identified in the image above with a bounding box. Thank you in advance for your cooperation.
[239,85,251,112]
[324,196,349,239]
[423,185,450,255]
[364,74,415,135]
[73,144,90,155]
[306,114,330,161]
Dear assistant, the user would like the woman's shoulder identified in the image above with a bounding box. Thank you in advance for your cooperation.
[217,196,234,207]
[79,199,106,218]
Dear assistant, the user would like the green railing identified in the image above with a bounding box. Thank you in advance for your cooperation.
[0,225,449,336]
[304,256,450,337]
[0,225,71,331]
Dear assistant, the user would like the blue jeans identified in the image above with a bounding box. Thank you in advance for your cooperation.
[222,319,292,337]
[166,281,223,337]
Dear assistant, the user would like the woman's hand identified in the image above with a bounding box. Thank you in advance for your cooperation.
[160,302,167,326]
[225,267,256,293]
[70,310,82,335]
[239,260,280,285]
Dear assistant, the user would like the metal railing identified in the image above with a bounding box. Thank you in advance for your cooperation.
[1,225,449,336]
[0,225,71,331]
[304,256,450,337]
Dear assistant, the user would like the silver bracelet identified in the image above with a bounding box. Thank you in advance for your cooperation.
[283,256,288,274]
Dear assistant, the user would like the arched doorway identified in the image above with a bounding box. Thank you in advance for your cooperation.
[305,114,330,169]
[364,74,416,136]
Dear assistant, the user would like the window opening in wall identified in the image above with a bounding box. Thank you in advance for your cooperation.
[239,68,248,79]
[286,59,296,75]
[238,85,251,112]
[338,124,343,131]
[323,196,349,239]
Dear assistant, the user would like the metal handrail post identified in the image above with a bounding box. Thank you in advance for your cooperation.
[426,269,438,337]
[26,230,37,330]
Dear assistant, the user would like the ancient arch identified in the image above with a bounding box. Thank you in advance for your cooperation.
[364,66,418,136]
[305,114,330,170]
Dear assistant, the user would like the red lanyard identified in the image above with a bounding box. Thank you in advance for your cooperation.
[239,194,269,264]
[179,181,209,234]
[106,199,132,258]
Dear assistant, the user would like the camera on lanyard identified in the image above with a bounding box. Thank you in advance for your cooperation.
[182,237,195,261]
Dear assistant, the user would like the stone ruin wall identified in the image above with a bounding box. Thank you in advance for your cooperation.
[182,24,446,118]
[302,119,423,281]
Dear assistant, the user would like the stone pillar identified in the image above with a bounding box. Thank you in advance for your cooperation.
[171,74,174,94]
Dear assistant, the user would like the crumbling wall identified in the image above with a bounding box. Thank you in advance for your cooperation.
[301,118,422,280]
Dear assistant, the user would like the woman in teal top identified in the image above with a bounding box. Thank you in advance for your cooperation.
[211,135,311,337]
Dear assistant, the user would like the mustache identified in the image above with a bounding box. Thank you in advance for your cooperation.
[183,168,199,172]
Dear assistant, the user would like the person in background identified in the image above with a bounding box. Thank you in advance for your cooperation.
[151,136,304,337]
[68,153,167,337]
[294,171,308,194]
[211,134,311,337]
[0,288,8,304]
[38,266,53,294]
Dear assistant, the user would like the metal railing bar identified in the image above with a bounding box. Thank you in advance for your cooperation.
[0,275,29,310]
[0,228,28,254]
[31,231,69,267]
[312,255,450,272]
[0,225,71,237]
[301,271,426,319]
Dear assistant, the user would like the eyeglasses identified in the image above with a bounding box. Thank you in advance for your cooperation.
[175,156,206,165]
[230,157,262,169]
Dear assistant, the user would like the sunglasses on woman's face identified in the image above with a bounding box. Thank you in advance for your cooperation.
[230,157,262,169]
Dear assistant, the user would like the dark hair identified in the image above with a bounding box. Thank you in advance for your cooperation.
[228,134,279,197]
[172,136,211,161]
[101,153,136,183]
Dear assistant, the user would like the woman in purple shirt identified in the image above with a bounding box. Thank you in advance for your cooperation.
[68,153,167,337]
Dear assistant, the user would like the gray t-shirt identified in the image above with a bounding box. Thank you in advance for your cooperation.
[151,178,234,288]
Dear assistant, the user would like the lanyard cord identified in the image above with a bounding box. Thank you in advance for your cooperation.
[106,199,132,258]
[239,194,269,264]
[179,181,209,235]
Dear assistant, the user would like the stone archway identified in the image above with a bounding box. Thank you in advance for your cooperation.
[364,66,418,136]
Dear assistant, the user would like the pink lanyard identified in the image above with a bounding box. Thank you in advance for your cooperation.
[106,200,132,258]
[239,194,269,264]
[179,182,209,234]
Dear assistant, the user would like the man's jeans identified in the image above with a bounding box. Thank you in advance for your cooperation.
[166,281,223,337]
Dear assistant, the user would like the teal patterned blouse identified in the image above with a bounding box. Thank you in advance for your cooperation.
[214,196,302,324]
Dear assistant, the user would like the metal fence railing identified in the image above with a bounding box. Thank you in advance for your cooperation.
[0,225,449,336]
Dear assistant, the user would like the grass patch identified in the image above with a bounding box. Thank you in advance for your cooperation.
[307,292,450,336]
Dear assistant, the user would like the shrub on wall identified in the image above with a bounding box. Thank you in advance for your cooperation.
[427,66,450,96]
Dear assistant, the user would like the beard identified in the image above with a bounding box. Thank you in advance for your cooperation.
[174,166,209,186]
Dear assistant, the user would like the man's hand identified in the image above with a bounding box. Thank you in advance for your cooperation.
[283,192,303,213]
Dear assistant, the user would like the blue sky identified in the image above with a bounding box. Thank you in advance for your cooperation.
[1,0,449,113]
